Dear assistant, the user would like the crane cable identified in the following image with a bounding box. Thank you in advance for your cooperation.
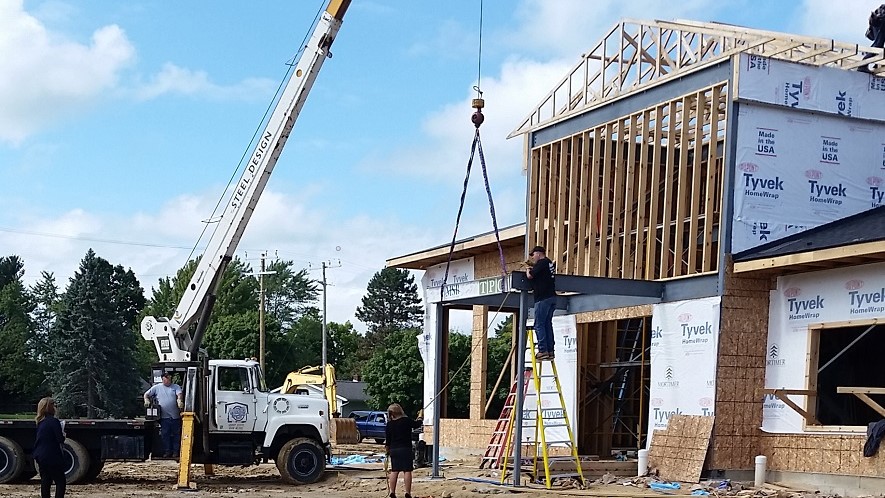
[438,0,507,305]
[425,0,513,413]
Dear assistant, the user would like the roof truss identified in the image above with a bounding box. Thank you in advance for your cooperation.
[510,19,885,137]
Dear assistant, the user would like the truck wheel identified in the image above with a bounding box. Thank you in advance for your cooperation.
[61,439,90,484]
[0,436,25,484]
[276,437,325,484]
[356,432,363,443]
[83,457,104,481]
[374,438,385,444]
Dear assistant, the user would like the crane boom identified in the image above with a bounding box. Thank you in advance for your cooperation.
[142,1,350,362]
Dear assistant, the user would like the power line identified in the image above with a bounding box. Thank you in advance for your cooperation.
[0,226,197,250]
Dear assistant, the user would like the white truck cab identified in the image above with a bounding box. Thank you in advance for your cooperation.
[209,359,329,444]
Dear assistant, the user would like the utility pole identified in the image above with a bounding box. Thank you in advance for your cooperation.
[250,252,275,373]
[260,254,266,373]
[310,259,340,387]
[321,261,328,375]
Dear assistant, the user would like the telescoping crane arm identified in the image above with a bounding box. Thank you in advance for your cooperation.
[141,0,350,362]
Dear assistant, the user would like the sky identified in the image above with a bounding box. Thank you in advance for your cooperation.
[0,0,877,333]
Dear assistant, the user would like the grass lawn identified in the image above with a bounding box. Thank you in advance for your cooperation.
[0,413,33,420]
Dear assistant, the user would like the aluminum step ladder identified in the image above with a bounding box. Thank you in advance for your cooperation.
[480,368,533,469]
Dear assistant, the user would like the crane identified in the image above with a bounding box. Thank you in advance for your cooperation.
[141,0,351,363]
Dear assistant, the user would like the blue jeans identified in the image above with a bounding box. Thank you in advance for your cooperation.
[534,296,556,353]
[160,417,182,456]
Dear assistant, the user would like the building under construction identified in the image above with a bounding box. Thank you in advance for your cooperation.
[387,18,885,493]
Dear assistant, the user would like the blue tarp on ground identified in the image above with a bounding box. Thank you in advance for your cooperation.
[330,454,383,465]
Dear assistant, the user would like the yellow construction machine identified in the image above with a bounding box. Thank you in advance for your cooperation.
[281,364,360,444]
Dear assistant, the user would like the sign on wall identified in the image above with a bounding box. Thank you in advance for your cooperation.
[763,261,885,433]
[419,257,475,423]
[647,297,720,441]
[731,103,885,252]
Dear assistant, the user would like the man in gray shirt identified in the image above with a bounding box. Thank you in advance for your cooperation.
[144,372,184,458]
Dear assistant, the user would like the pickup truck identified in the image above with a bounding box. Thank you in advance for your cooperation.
[349,410,387,444]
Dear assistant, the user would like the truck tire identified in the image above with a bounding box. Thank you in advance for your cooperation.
[356,432,363,443]
[276,437,325,484]
[83,457,104,481]
[0,436,25,484]
[60,439,90,484]
[374,438,385,444]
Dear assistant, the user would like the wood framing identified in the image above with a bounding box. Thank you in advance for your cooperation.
[733,240,885,274]
[528,83,728,280]
[511,18,884,137]
[836,387,885,418]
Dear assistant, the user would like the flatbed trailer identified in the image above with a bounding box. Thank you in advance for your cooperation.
[0,417,162,484]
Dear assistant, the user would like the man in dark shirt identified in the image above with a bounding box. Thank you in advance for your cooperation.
[526,245,556,360]
[862,4,885,70]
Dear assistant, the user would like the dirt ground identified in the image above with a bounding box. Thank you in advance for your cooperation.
[0,459,681,498]
[0,444,814,498]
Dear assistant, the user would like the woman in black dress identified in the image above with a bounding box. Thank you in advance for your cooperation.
[385,403,422,498]
[34,397,66,498]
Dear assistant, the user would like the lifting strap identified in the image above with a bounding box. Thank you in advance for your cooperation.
[439,107,508,302]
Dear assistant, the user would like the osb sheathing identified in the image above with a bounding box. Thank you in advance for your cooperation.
[425,418,497,449]
[649,415,715,482]
[760,434,885,476]
[474,246,525,280]
[469,306,489,420]
[708,262,771,470]
[574,304,653,324]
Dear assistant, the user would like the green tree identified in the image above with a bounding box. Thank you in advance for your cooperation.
[29,271,59,361]
[265,260,319,330]
[486,316,514,418]
[355,268,422,343]
[49,250,145,418]
[326,321,362,379]
[141,257,320,381]
[445,331,472,418]
[0,256,44,398]
[362,328,423,414]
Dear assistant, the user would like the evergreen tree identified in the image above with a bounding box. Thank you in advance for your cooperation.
[355,267,422,343]
[0,255,25,288]
[29,271,59,361]
[0,256,43,399]
[49,250,145,418]
[362,328,424,415]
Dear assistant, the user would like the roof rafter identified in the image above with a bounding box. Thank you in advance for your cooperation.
[510,19,885,138]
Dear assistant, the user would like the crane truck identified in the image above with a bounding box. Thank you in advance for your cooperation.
[0,0,349,487]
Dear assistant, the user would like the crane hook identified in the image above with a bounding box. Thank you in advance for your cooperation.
[471,97,485,128]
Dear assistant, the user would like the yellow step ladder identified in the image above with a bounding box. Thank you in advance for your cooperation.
[499,328,584,489]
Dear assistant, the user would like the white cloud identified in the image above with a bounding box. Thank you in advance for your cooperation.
[4,187,435,334]
[0,0,135,144]
[504,0,720,59]
[361,56,570,182]
[796,0,873,44]
[132,63,276,101]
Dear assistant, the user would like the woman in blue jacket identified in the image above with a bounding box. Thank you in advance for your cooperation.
[34,397,66,498]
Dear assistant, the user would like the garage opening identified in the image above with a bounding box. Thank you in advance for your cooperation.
[811,323,885,426]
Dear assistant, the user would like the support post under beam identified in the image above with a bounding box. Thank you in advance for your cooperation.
[432,302,443,478]
[513,291,528,487]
